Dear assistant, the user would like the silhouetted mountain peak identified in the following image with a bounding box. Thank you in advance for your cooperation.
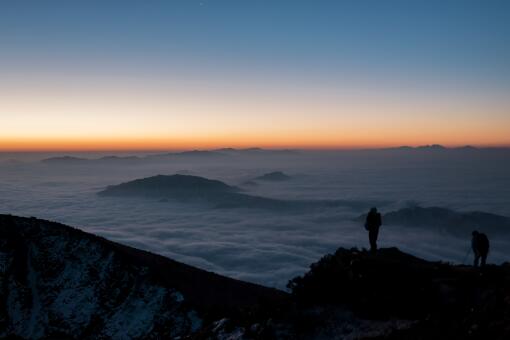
[98,174,240,199]
[456,145,478,150]
[255,171,291,181]
[387,144,448,151]
[41,156,88,163]
[416,144,446,150]
[381,206,510,236]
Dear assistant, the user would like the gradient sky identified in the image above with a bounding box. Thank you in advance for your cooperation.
[1,0,509,151]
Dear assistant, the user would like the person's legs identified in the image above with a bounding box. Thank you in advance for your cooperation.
[481,253,487,267]
[474,252,480,267]
[369,229,378,252]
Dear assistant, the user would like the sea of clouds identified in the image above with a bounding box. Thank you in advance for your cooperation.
[1,149,509,289]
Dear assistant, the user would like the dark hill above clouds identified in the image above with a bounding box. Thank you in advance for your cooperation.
[2,214,509,339]
[378,206,510,236]
[254,171,292,181]
[98,174,241,199]
[98,174,381,211]
[97,174,296,210]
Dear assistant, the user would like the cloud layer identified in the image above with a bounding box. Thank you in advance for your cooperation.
[1,150,509,288]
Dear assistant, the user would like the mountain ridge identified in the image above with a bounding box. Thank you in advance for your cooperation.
[0,214,287,339]
[1,214,510,339]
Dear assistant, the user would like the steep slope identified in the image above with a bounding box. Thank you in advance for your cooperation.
[288,247,510,339]
[0,214,286,339]
[3,214,509,339]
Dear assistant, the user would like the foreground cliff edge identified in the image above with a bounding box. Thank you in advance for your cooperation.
[1,214,509,339]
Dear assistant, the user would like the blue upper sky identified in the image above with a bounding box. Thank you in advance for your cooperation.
[2,1,509,86]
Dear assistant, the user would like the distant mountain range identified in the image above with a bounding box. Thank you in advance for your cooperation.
[41,155,142,164]
[383,144,479,151]
[40,148,299,164]
[37,145,510,164]
[254,171,292,181]
[2,214,509,339]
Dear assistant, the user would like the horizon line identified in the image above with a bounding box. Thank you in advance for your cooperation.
[1,144,510,153]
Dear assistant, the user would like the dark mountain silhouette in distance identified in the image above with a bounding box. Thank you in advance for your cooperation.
[40,148,300,165]
[97,174,295,210]
[41,156,89,163]
[367,206,510,236]
[254,171,292,181]
[2,214,509,339]
[98,174,381,211]
[98,174,240,199]
[146,150,229,160]
[381,144,483,152]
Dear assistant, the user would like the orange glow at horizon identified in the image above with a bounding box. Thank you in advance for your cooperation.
[1,75,509,152]
[1,133,509,152]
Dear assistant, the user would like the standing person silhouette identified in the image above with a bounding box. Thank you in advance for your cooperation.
[365,207,382,253]
[471,230,489,267]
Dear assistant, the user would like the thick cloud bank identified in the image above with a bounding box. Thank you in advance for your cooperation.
[1,149,509,288]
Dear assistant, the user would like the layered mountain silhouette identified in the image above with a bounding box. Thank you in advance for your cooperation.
[98,174,379,211]
[41,156,89,163]
[146,150,229,160]
[254,171,291,181]
[2,214,509,339]
[40,148,300,165]
[42,155,142,164]
[371,206,510,236]
[98,174,241,198]
[98,174,295,210]
[385,144,478,151]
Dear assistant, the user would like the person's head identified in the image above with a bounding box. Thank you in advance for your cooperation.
[370,207,377,213]
[472,230,479,237]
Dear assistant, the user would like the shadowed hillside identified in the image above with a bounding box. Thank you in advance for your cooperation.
[0,214,286,339]
[288,247,510,339]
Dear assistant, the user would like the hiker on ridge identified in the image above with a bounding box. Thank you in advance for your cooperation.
[471,230,489,267]
[365,207,382,252]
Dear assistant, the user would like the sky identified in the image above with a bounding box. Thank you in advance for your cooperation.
[1,0,509,151]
